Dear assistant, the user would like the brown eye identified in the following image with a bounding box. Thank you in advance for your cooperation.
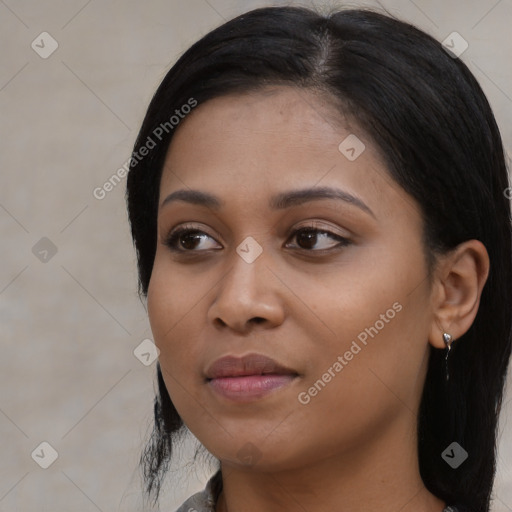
[287,227,351,251]
[164,227,221,252]
[295,229,319,250]
[163,224,351,254]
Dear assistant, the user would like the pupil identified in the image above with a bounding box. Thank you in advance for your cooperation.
[181,232,200,250]
[298,229,317,249]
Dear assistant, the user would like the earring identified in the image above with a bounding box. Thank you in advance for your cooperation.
[443,333,453,381]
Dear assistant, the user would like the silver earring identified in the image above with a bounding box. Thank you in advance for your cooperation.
[443,333,453,381]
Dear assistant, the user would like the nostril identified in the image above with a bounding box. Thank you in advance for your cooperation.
[213,316,266,329]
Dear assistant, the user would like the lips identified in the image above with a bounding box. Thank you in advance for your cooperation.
[205,353,298,380]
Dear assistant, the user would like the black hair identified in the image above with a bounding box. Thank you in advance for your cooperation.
[126,6,512,512]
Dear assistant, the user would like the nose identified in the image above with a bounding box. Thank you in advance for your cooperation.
[207,247,285,332]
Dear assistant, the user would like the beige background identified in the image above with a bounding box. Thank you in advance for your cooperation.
[1,0,511,511]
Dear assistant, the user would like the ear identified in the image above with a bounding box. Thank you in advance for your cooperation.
[428,239,490,349]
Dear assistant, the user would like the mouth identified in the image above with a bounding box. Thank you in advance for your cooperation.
[205,353,299,380]
[205,353,300,402]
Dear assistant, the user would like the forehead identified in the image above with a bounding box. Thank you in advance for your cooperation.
[159,86,414,220]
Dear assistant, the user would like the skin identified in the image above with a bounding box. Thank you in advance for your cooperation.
[146,86,489,512]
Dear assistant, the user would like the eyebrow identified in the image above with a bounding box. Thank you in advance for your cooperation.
[160,186,375,218]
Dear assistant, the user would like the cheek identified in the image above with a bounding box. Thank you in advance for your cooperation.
[147,278,216,444]
[303,247,430,400]
[146,255,198,342]
[291,301,418,453]
[146,265,173,346]
[146,261,208,394]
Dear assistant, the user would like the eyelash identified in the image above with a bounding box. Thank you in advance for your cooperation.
[163,222,351,254]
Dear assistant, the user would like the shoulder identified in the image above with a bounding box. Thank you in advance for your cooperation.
[173,470,222,512]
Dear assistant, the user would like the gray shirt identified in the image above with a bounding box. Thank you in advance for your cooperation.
[174,471,461,512]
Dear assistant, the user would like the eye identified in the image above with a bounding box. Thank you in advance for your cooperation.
[163,222,351,254]
[164,225,221,252]
[285,224,351,252]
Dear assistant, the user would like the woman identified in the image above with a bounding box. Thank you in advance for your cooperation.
[126,6,512,512]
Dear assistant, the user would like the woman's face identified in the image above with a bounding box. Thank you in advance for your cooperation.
[147,86,437,471]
